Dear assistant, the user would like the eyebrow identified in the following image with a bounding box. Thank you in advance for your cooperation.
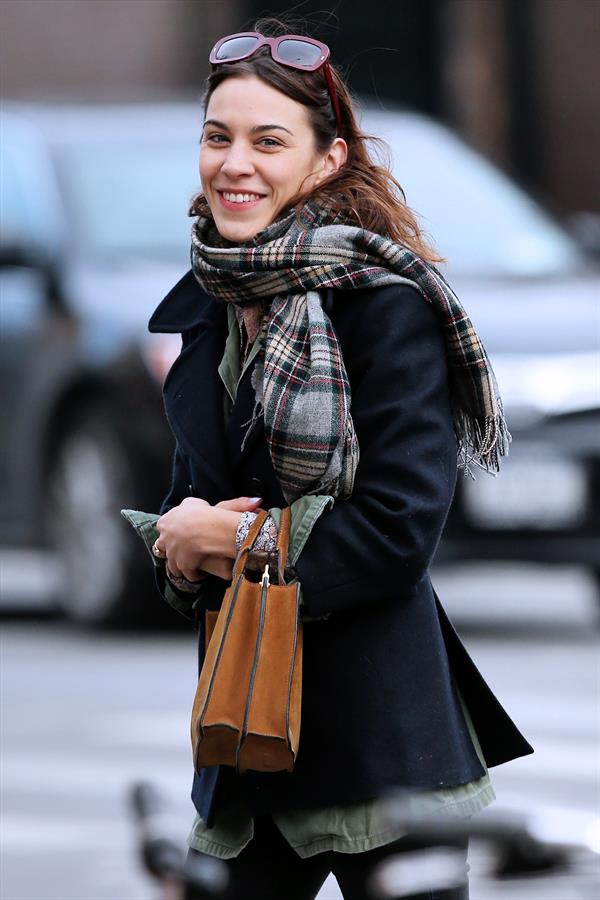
[203,118,294,136]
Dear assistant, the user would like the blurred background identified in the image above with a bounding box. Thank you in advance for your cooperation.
[1,1,599,898]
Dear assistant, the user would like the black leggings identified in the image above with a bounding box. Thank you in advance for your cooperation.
[187,813,469,900]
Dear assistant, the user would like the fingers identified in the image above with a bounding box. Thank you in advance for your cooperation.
[156,497,248,574]
[166,559,204,582]
[156,497,212,568]
[166,564,206,586]
[157,497,208,527]
[160,542,206,581]
[216,496,263,512]
[151,539,167,559]
[165,560,182,578]
[166,551,234,582]
[199,556,234,580]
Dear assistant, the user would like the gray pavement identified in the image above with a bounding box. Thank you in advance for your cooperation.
[1,564,599,900]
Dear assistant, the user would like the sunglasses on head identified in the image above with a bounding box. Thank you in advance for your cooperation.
[209,31,343,135]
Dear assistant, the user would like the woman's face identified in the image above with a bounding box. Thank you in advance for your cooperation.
[200,75,346,243]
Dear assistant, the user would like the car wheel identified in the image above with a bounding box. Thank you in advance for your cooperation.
[43,405,161,627]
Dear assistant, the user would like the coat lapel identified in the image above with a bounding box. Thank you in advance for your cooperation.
[150,270,233,501]
[148,269,212,334]
[149,268,276,495]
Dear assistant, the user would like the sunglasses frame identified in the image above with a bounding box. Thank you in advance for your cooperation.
[209,31,343,135]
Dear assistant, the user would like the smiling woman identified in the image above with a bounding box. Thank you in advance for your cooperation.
[189,24,444,259]
[199,76,347,243]
[134,14,533,900]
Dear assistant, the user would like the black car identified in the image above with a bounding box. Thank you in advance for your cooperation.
[1,100,598,626]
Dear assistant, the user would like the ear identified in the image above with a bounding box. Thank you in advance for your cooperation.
[317,137,348,183]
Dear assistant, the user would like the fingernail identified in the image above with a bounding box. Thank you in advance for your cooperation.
[250,497,262,503]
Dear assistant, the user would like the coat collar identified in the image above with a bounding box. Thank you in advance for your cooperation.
[149,269,230,498]
[151,268,297,499]
[152,269,264,499]
[148,269,220,334]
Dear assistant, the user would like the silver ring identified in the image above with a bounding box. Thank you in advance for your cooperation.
[152,540,167,559]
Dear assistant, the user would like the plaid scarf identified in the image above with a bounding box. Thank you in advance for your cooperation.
[191,200,510,502]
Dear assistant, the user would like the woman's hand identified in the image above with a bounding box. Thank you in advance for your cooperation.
[156,496,262,582]
[193,497,264,580]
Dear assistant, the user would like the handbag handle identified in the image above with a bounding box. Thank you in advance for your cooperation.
[231,507,293,582]
[276,506,292,576]
[231,509,269,580]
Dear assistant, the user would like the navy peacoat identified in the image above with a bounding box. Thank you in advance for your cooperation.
[148,270,533,826]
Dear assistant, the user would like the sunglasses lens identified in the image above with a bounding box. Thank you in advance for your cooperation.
[277,39,324,68]
[215,36,260,61]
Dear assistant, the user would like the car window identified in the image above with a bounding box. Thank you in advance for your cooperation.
[55,143,197,261]
[0,140,36,245]
[363,112,581,278]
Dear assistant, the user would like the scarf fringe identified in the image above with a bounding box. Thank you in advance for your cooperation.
[455,408,512,479]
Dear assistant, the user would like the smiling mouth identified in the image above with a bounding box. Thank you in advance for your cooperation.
[218,190,266,204]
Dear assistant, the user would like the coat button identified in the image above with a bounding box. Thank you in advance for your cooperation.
[249,476,264,496]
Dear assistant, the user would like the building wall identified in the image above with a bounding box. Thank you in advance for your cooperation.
[532,0,600,214]
[1,0,241,98]
[438,0,511,170]
[2,0,598,215]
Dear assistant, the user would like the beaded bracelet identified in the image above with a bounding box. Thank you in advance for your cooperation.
[235,510,279,553]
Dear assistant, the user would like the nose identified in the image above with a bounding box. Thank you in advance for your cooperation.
[220,141,255,179]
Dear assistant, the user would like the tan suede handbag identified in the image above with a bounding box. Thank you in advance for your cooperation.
[190,507,303,775]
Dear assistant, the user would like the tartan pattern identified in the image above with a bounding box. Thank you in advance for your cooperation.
[191,200,510,501]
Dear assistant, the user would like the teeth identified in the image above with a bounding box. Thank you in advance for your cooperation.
[222,192,262,203]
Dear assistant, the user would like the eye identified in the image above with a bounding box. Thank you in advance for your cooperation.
[258,137,282,148]
[204,132,229,144]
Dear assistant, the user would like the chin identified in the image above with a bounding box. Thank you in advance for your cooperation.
[215,218,264,244]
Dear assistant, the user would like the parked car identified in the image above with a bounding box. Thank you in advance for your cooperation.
[365,111,600,590]
[1,100,194,625]
[1,99,598,626]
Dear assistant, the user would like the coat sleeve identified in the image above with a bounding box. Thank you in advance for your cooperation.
[295,284,459,618]
[152,443,227,619]
[159,442,190,515]
[152,431,234,619]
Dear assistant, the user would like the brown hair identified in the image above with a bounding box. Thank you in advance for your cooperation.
[191,17,442,263]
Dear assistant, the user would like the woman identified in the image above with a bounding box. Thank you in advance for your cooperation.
[143,19,533,900]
